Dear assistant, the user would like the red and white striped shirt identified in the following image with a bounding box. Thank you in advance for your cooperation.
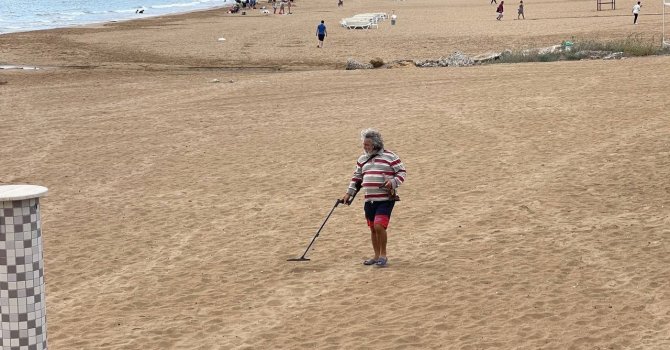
[347,149,407,202]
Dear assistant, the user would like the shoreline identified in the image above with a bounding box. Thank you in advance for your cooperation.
[0,3,235,37]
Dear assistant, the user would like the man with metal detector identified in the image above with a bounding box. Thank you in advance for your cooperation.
[342,128,407,267]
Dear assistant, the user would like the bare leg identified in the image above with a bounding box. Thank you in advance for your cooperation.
[370,227,380,258]
[373,224,387,258]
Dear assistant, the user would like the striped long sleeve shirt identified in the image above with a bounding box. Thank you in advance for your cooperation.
[347,149,407,202]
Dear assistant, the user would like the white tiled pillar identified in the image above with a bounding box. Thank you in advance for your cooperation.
[0,185,49,350]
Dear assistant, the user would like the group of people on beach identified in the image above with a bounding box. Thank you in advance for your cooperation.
[226,0,293,15]
[270,0,293,15]
[240,0,258,8]
[491,0,524,20]
[491,0,641,23]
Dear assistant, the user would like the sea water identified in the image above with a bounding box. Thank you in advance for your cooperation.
[0,0,235,34]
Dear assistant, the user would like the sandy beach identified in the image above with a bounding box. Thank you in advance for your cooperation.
[1,0,669,348]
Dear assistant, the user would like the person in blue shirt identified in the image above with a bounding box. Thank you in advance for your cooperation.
[316,20,327,48]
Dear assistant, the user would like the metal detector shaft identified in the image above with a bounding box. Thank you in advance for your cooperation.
[288,199,343,261]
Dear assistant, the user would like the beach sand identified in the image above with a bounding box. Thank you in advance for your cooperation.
[1,0,669,348]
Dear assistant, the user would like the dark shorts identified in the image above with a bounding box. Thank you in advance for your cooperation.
[318,34,325,41]
[364,200,395,229]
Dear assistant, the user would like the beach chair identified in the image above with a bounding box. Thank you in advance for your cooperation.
[341,18,372,29]
[351,14,378,23]
[345,14,380,29]
[347,20,372,29]
[371,12,388,20]
[354,13,386,22]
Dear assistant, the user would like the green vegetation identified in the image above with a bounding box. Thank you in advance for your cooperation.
[494,35,670,64]
[575,34,662,56]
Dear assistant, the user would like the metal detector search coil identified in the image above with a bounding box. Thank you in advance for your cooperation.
[287,199,345,262]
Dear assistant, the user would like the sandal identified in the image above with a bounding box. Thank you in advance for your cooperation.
[376,256,388,267]
[363,258,378,265]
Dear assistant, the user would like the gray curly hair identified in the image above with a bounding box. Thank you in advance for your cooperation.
[361,128,384,152]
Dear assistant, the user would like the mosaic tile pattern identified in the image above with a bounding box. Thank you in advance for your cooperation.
[0,198,48,350]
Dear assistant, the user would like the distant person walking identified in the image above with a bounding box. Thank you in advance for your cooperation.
[632,1,641,24]
[496,1,504,20]
[491,0,497,4]
[517,0,525,19]
[316,20,327,48]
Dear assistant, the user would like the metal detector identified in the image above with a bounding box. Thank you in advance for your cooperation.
[287,192,357,262]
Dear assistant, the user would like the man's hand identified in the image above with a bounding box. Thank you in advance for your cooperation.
[342,193,351,205]
[382,180,394,189]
